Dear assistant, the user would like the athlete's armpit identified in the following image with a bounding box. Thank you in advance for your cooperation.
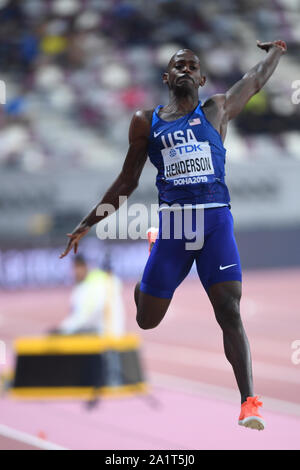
[202,95,228,143]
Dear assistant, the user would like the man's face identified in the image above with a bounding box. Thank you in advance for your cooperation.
[73,262,88,283]
[163,50,205,92]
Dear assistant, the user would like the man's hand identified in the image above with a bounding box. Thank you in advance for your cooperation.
[59,223,90,259]
[257,40,287,54]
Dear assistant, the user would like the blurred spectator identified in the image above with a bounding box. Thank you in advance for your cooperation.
[0,0,299,165]
[51,254,125,336]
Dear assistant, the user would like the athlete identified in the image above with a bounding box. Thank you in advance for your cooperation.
[60,40,287,430]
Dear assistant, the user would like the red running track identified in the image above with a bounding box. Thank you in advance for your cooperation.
[0,268,299,449]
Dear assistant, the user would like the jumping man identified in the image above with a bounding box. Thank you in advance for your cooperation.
[60,39,287,430]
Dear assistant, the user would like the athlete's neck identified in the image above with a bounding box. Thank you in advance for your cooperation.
[164,90,199,115]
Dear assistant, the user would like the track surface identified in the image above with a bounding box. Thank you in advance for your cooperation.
[0,268,299,449]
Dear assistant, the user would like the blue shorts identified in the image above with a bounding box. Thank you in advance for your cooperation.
[140,206,242,298]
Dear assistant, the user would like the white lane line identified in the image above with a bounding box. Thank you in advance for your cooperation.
[149,371,300,417]
[0,424,67,450]
[143,341,300,385]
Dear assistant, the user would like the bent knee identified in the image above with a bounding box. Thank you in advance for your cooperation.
[136,305,167,330]
[136,313,160,330]
[135,291,171,330]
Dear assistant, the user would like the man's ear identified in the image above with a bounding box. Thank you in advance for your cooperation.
[200,75,206,87]
[162,72,169,85]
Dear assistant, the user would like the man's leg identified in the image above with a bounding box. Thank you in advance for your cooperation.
[194,208,263,428]
[134,215,194,330]
[134,281,172,330]
[208,280,253,404]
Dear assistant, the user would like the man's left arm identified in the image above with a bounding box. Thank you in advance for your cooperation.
[216,40,287,122]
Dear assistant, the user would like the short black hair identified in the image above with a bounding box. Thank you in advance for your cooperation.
[102,251,112,272]
[167,48,201,72]
[73,254,86,266]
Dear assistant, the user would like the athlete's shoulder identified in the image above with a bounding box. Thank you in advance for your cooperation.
[133,108,155,125]
[129,109,155,141]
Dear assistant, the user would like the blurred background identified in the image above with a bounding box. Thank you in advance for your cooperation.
[0,0,299,450]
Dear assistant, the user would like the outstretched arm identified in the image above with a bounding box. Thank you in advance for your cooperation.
[60,110,152,258]
[203,40,287,140]
[224,40,287,120]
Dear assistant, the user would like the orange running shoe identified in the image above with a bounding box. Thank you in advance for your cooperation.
[238,396,265,431]
[146,227,158,253]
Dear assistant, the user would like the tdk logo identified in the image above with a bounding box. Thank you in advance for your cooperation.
[170,144,203,157]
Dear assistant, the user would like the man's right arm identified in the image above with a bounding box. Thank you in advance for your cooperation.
[82,110,151,226]
[60,110,152,258]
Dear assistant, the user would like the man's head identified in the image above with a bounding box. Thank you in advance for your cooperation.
[163,49,206,93]
[102,251,112,273]
[73,254,88,283]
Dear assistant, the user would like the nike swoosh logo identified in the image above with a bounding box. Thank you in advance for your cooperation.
[154,130,163,137]
[219,264,237,271]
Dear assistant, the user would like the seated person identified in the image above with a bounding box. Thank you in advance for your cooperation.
[51,254,125,336]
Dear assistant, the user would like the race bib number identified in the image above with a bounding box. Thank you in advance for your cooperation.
[161,141,215,183]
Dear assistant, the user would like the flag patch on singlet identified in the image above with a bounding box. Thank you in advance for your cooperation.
[188,118,201,126]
